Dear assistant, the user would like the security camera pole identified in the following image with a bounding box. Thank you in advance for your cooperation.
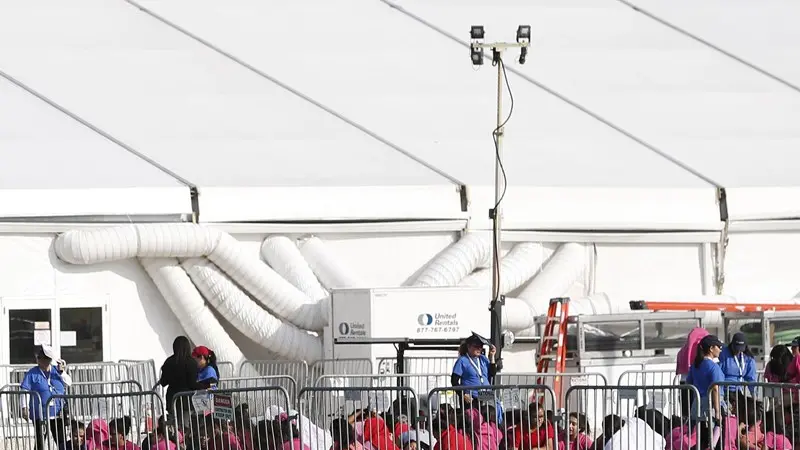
[469,25,530,374]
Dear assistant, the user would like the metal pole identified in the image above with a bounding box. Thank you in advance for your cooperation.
[490,49,505,373]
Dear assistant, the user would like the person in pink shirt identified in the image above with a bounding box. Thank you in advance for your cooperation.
[561,413,591,450]
[105,417,140,450]
[783,337,800,384]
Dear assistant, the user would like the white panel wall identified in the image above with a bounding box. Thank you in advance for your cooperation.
[0,234,183,364]
[2,230,799,367]
[725,231,800,300]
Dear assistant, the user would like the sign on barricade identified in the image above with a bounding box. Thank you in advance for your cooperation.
[565,383,701,450]
[42,390,164,450]
[217,376,297,408]
[0,389,43,447]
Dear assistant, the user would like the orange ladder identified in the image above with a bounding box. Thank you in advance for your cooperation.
[536,297,570,405]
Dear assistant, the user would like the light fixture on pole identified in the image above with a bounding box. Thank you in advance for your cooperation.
[469,25,530,374]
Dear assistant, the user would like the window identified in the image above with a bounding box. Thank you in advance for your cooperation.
[59,307,103,363]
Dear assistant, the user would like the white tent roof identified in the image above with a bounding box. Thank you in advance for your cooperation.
[1,0,799,227]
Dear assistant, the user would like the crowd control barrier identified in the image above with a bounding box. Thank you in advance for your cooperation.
[171,385,291,450]
[0,389,42,449]
[41,390,164,450]
[427,384,558,450]
[240,360,309,387]
[710,381,800,449]
[217,376,298,408]
[565,384,701,450]
[298,384,418,449]
[618,369,681,387]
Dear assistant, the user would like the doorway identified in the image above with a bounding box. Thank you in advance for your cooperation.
[1,297,109,365]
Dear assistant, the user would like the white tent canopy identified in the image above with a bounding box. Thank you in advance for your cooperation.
[1,0,799,228]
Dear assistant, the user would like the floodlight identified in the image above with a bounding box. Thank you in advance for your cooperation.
[470,25,485,40]
[471,45,484,66]
[516,25,531,43]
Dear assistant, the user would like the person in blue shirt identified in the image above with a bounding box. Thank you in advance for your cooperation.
[191,345,220,389]
[452,333,496,399]
[686,334,725,420]
[718,332,757,394]
[20,345,72,450]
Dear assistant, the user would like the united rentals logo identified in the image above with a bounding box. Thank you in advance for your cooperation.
[417,314,434,326]
[416,312,459,334]
[337,321,366,338]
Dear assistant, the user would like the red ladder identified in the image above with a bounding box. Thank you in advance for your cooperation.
[536,297,570,405]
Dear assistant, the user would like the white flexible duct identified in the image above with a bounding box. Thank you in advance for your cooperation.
[207,232,324,331]
[55,224,326,331]
[412,233,491,287]
[459,242,544,292]
[261,236,328,302]
[139,257,245,368]
[503,297,536,330]
[299,236,362,289]
[518,243,586,307]
[182,258,322,362]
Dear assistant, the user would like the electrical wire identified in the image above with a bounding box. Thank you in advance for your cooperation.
[491,54,515,305]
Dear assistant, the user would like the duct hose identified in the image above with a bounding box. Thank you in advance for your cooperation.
[55,225,324,358]
[182,258,322,362]
[261,236,328,303]
[139,257,245,368]
[412,233,490,287]
[460,242,545,293]
[299,237,363,290]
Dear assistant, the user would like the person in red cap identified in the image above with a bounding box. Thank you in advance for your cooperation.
[191,346,220,389]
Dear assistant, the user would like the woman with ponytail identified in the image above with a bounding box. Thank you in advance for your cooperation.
[191,346,220,389]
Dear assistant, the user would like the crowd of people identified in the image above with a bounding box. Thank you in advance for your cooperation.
[14,330,800,450]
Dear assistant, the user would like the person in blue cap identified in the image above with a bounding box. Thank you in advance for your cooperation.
[20,345,72,450]
[718,332,756,393]
[686,334,726,419]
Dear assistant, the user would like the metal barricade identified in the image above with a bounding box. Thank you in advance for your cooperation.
[299,385,418,449]
[315,373,449,400]
[217,361,236,378]
[67,380,143,396]
[68,362,129,383]
[119,359,158,389]
[172,385,292,450]
[0,365,34,390]
[308,359,373,385]
[217,376,297,408]
[497,372,608,411]
[45,390,165,450]
[240,360,309,387]
[618,369,680,387]
[427,384,557,450]
[0,389,43,448]
[377,356,456,374]
[565,383,701,450]
[711,381,800,447]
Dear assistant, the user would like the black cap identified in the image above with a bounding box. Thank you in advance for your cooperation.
[730,332,747,352]
[792,337,800,347]
[700,334,724,349]
[465,332,491,347]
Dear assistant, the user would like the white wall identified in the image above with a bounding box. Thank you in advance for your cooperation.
[2,229,799,367]
[0,233,184,365]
